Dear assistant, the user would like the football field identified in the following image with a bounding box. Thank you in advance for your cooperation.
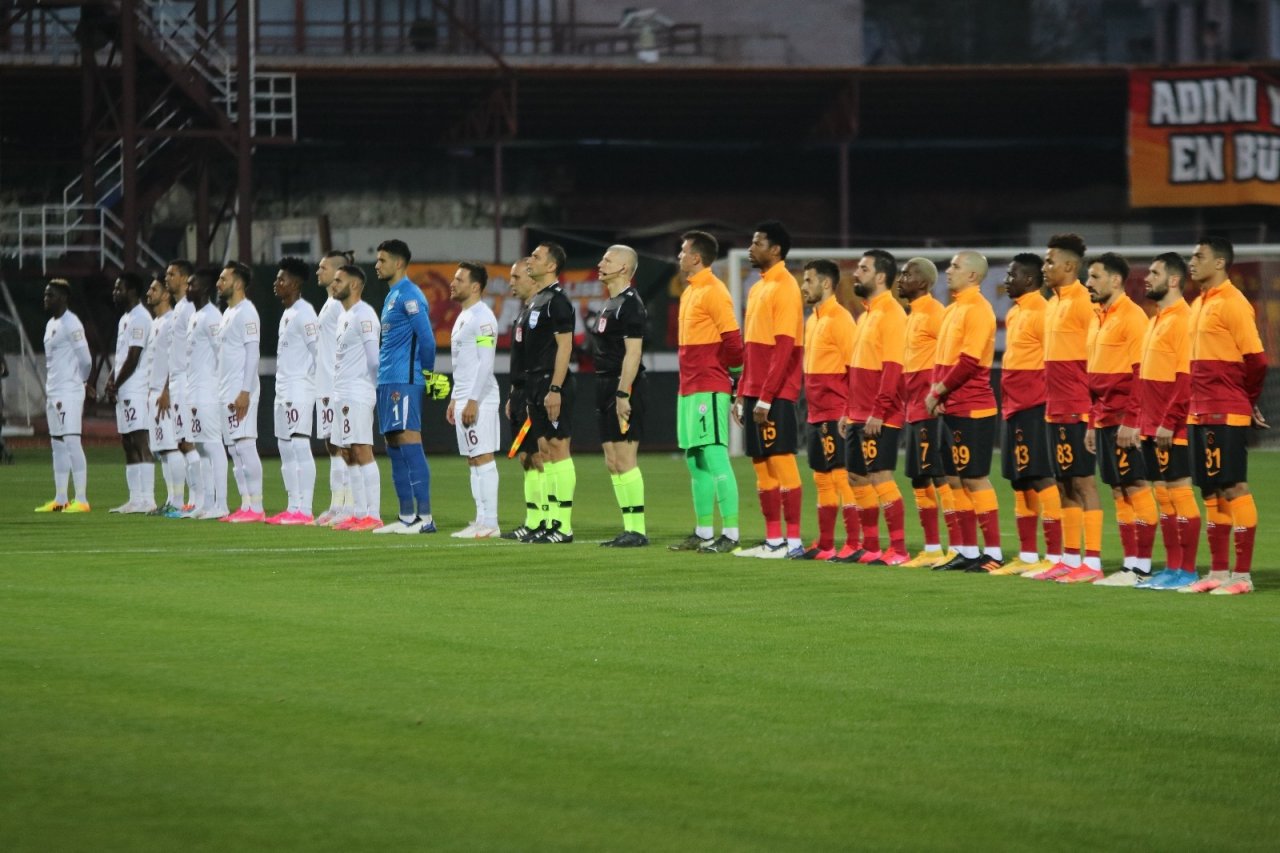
[2,446,1279,851]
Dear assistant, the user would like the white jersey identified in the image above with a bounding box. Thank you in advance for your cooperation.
[332,301,380,402]
[277,298,319,398]
[115,303,152,399]
[186,302,223,401]
[168,296,195,397]
[314,296,343,399]
[44,309,90,396]
[146,310,175,392]
[450,300,500,405]
[216,299,261,402]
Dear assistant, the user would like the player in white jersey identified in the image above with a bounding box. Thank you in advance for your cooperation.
[313,250,353,525]
[185,267,230,519]
[163,259,200,512]
[216,261,266,522]
[446,262,501,537]
[330,264,384,531]
[267,257,320,525]
[105,272,156,513]
[143,273,186,516]
[34,279,93,513]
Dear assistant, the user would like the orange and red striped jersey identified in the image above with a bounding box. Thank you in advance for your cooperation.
[803,297,856,423]
[902,293,944,423]
[1138,298,1191,439]
[1000,290,1048,420]
[932,286,997,418]
[1188,280,1267,425]
[677,268,744,396]
[1043,281,1095,423]
[846,289,906,425]
[741,262,803,402]
[1086,293,1146,429]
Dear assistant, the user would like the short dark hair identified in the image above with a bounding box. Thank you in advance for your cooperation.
[458,261,489,291]
[1197,234,1234,268]
[279,257,310,283]
[193,267,220,290]
[377,239,412,264]
[754,220,791,260]
[223,261,252,289]
[803,258,841,287]
[118,271,146,296]
[681,230,719,266]
[1152,252,1188,283]
[862,249,897,287]
[1012,252,1045,286]
[324,249,356,264]
[338,264,366,285]
[1088,251,1130,281]
[167,259,194,276]
[1047,233,1087,259]
[538,242,567,275]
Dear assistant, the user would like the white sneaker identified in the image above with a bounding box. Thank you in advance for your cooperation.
[127,502,157,515]
[736,541,787,559]
[196,506,229,520]
[1094,569,1142,587]
[109,501,137,514]
[372,517,424,535]
[455,524,500,539]
[323,511,353,528]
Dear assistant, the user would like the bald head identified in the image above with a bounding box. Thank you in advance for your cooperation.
[607,245,638,277]
[946,251,988,293]
[599,244,638,291]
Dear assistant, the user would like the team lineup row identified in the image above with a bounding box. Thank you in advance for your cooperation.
[33,226,1266,591]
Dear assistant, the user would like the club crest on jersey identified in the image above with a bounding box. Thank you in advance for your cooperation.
[1206,432,1215,445]
[699,404,708,414]
[391,391,401,404]
[918,427,928,439]
[954,430,963,443]
[55,401,62,410]
[1014,428,1024,442]
[515,327,523,342]
[1059,427,1067,440]
[342,406,350,415]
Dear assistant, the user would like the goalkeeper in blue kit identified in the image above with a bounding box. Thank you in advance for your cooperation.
[371,239,450,535]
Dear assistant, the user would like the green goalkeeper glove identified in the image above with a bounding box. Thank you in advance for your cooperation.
[422,370,451,400]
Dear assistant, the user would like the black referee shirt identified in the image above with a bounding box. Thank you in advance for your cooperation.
[592,286,647,378]
[521,282,576,379]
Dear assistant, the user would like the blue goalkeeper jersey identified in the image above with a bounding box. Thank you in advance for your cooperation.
[378,276,436,385]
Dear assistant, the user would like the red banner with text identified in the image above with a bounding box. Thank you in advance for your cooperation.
[1129,67,1280,207]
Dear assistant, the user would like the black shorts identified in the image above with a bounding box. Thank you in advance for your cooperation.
[743,397,799,458]
[1142,437,1192,483]
[1190,422,1249,490]
[1047,420,1096,479]
[528,373,574,441]
[1002,405,1054,483]
[806,420,844,472]
[1097,425,1149,486]
[508,386,535,454]
[944,414,996,478]
[844,422,901,476]
[905,418,945,481]
[596,374,646,443]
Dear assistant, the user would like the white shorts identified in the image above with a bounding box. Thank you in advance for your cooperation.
[333,396,374,448]
[189,399,223,445]
[315,395,336,441]
[115,394,149,435]
[222,395,260,444]
[170,395,191,442]
[275,394,316,440]
[148,390,178,452]
[46,392,84,438]
[455,401,501,457]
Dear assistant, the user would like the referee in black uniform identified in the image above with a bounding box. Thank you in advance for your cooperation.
[502,257,548,541]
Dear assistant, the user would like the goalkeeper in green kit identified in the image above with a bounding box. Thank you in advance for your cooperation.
[371,239,451,535]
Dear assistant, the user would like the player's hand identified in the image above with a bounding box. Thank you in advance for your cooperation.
[462,400,478,427]
[924,393,942,416]
[1155,425,1174,451]
[864,415,883,437]
[157,388,170,414]
[752,400,770,425]
[504,399,511,420]
[544,390,561,422]
[1117,425,1140,448]
[84,382,97,403]
[446,399,456,425]
[1252,406,1269,430]
[233,390,250,421]
[1084,427,1096,454]
[616,396,631,431]
[422,370,451,400]
[731,395,744,426]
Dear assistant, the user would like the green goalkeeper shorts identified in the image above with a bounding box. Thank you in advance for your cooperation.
[677,392,732,450]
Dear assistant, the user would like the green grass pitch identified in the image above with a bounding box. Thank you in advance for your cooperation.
[3,446,1279,851]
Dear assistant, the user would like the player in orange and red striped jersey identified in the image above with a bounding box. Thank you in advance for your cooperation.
[796,259,857,561]
[1133,252,1201,590]
[1077,253,1157,586]
[837,249,909,565]
[926,251,1003,574]
[733,221,805,559]
[992,254,1064,576]
[1029,233,1103,581]
[1180,236,1267,595]
[896,258,960,567]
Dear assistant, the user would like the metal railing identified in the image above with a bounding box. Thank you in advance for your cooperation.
[1,205,165,274]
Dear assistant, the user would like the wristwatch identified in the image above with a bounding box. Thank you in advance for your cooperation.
[615,390,630,399]
[548,384,562,393]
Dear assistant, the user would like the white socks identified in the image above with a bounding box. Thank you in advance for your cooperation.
[184,449,202,510]
[126,463,154,507]
[295,440,316,516]
[361,462,380,520]
[329,454,350,513]
[52,438,70,503]
[198,441,228,512]
[65,435,87,503]
[279,438,299,510]
[471,460,500,528]
[230,440,264,513]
